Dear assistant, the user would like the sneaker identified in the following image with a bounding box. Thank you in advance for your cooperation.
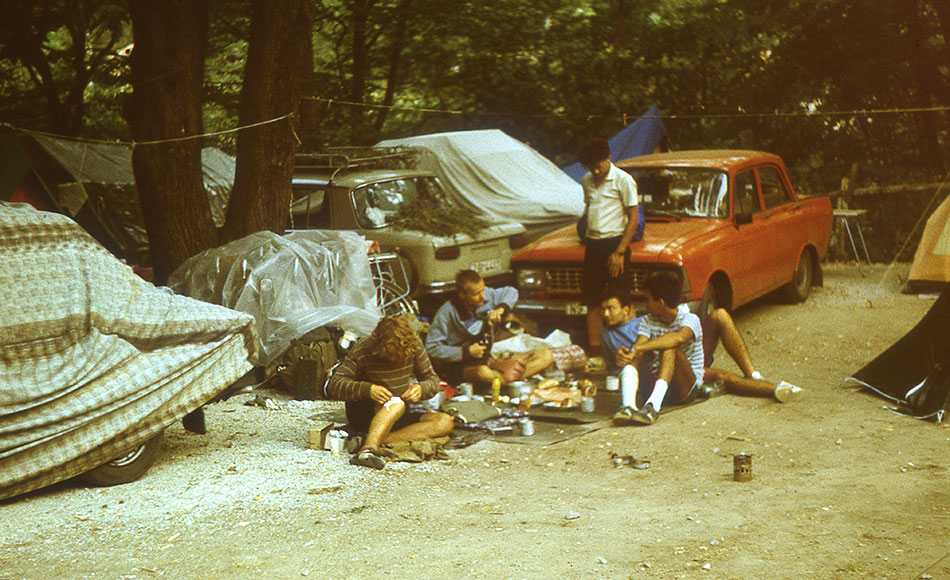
[349,448,386,470]
[611,406,637,426]
[774,381,804,403]
[630,403,658,425]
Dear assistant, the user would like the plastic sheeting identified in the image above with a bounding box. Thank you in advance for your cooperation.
[562,105,669,182]
[376,129,584,226]
[169,230,382,366]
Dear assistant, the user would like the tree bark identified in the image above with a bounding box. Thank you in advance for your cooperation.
[223,0,315,241]
[374,0,414,132]
[128,0,216,283]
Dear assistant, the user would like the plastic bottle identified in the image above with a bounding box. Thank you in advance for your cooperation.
[491,376,502,404]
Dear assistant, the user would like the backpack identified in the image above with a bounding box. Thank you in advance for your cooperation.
[277,327,340,400]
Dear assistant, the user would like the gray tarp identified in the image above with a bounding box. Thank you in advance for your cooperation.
[168,230,382,367]
[376,129,584,226]
[0,203,257,500]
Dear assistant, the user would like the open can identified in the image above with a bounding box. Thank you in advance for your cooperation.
[733,453,753,482]
[518,418,534,436]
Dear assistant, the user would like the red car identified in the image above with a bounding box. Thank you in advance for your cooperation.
[511,150,833,322]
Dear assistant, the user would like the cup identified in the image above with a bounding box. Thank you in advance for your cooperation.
[605,376,619,391]
[458,382,474,397]
[580,397,595,413]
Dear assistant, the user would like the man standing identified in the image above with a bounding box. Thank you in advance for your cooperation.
[577,137,642,353]
[425,270,553,389]
[326,317,455,469]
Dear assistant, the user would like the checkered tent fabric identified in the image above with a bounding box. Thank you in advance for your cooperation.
[0,203,257,500]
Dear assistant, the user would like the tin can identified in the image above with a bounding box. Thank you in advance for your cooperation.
[458,382,474,397]
[580,396,595,413]
[519,418,535,436]
[605,376,620,391]
[733,453,753,482]
[328,431,345,455]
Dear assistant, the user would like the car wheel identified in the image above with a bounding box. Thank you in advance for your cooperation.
[79,431,164,487]
[699,282,719,318]
[782,251,813,303]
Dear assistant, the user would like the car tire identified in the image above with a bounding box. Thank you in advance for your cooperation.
[782,251,813,303]
[699,282,719,318]
[79,431,164,487]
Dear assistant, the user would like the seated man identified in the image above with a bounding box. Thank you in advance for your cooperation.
[608,272,705,425]
[326,316,455,469]
[599,284,803,426]
[425,270,553,389]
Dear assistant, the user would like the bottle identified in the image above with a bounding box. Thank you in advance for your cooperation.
[491,376,502,404]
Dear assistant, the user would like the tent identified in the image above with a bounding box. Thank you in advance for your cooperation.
[562,105,668,183]
[0,132,235,266]
[906,192,950,292]
[376,129,584,228]
[843,291,950,422]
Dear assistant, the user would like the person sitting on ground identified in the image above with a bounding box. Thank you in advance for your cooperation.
[599,282,803,426]
[425,269,553,389]
[606,272,705,426]
[326,316,455,469]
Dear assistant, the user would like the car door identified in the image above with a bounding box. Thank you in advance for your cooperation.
[755,165,804,291]
[731,169,770,304]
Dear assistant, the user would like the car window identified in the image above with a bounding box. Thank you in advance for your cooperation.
[628,168,729,218]
[352,178,430,229]
[734,171,760,215]
[290,187,330,229]
[758,166,790,210]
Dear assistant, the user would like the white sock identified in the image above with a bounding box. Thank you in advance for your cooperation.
[751,370,762,380]
[646,379,668,411]
[620,365,639,409]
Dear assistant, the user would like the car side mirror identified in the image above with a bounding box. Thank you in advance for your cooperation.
[735,212,753,226]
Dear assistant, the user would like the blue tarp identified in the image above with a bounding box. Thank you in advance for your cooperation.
[562,105,668,182]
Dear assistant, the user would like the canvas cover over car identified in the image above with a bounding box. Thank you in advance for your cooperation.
[0,203,257,500]
[376,129,584,226]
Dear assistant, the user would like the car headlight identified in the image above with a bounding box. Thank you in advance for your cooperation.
[516,268,547,290]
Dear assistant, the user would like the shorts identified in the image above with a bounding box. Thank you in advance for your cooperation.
[345,398,428,434]
[637,363,702,408]
[582,235,630,307]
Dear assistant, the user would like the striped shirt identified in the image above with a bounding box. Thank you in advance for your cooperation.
[325,334,440,402]
[636,309,705,385]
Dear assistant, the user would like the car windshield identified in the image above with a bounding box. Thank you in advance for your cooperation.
[353,177,445,229]
[625,167,731,218]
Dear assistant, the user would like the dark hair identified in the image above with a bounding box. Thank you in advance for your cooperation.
[577,137,610,167]
[456,269,482,290]
[644,272,682,308]
[600,286,632,309]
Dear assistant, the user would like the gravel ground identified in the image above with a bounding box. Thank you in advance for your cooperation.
[2,263,949,580]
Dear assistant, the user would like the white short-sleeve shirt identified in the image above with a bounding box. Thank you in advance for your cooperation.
[582,163,639,239]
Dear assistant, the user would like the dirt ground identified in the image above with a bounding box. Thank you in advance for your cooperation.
[2,263,949,580]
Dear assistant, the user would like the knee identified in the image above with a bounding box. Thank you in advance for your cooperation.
[711,308,730,328]
[433,412,456,436]
[474,365,497,384]
[378,397,406,418]
[536,349,554,366]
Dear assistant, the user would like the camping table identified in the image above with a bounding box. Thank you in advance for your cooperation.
[834,209,872,277]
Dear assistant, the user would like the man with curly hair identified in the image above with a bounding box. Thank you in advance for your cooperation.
[326,316,455,469]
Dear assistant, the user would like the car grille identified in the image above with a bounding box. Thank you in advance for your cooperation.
[543,267,656,292]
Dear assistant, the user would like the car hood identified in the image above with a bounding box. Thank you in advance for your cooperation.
[512,219,730,264]
[369,221,526,248]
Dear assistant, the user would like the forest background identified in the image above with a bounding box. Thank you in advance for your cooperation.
[1,0,948,280]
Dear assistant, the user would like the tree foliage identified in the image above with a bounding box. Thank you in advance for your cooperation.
[1,0,947,268]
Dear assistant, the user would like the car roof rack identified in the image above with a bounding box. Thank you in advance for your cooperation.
[294,146,427,181]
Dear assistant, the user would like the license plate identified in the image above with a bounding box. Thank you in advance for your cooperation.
[469,257,501,275]
[566,303,588,315]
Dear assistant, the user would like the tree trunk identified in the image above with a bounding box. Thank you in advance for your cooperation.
[374,0,414,133]
[349,0,373,142]
[128,0,216,284]
[224,0,315,241]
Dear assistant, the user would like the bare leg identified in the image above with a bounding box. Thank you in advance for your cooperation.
[383,411,455,444]
[587,309,603,356]
[363,398,405,450]
[463,364,498,389]
[656,348,697,403]
[705,309,756,377]
[704,367,774,398]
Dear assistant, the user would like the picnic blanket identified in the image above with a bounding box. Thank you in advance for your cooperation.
[0,203,257,500]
